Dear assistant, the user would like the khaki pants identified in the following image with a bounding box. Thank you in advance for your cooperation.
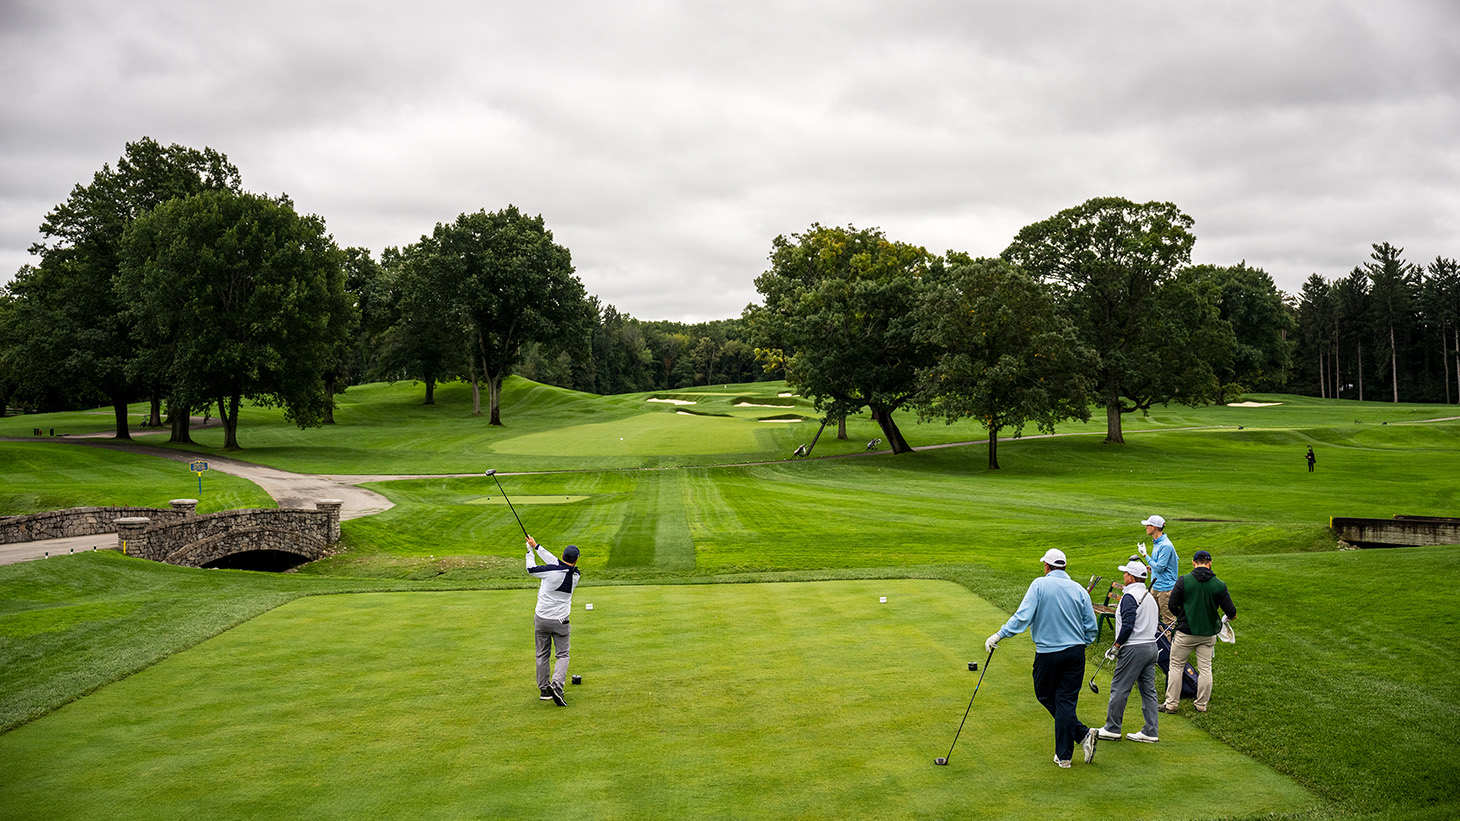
[1164,632,1216,711]
[1151,589,1176,626]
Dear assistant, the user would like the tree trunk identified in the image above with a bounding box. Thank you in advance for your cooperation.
[323,373,337,424]
[488,374,504,426]
[987,426,1001,469]
[1334,341,1342,399]
[112,396,132,441]
[1390,324,1399,403]
[837,413,847,440]
[1318,348,1327,399]
[1442,324,1450,406]
[221,394,242,450]
[149,392,163,427]
[1358,341,1364,401]
[868,405,911,454]
[169,405,193,444]
[423,377,436,405]
[471,378,482,416]
[1104,400,1125,444]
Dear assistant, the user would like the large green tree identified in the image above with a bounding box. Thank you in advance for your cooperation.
[1001,197,1226,443]
[1364,242,1418,403]
[915,258,1094,468]
[746,224,940,454]
[119,190,352,449]
[13,137,240,436]
[1183,262,1295,395]
[406,206,589,424]
[1424,257,1460,404]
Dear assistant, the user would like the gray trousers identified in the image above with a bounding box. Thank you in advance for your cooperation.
[1103,642,1159,736]
[535,615,571,691]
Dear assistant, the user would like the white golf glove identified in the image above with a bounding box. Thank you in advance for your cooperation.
[1221,615,1230,625]
[984,633,1001,653]
[1137,542,1148,557]
[1105,646,1118,661]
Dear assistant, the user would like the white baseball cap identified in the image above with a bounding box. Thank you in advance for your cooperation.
[1141,514,1166,529]
[1040,548,1067,568]
[1118,561,1148,579]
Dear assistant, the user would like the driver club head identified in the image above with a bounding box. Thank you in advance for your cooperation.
[1088,681,1100,694]
[934,757,948,766]
[484,469,497,476]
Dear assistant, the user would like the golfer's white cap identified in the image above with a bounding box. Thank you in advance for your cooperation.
[1040,548,1067,568]
[1118,561,1148,579]
[1141,514,1166,529]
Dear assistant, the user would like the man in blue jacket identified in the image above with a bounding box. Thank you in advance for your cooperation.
[986,548,1101,768]
[1139,515,1179,625]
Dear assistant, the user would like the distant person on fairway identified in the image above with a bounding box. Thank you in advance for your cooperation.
[1097,559,1161,744]
[1306,446,1316,472]
[1138,515,1179,625]
[985,548,1101,768]
[526,535,581,706]
[1161,550,1237,714]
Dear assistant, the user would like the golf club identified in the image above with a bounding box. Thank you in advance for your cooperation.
[1089,646,1116,694]
[934,644,996,766]
[484,469,529,540]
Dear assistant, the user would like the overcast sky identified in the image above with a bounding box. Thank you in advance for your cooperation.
[3,1,1457,321]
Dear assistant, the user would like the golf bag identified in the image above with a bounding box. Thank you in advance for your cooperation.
[1155,621,1200,699]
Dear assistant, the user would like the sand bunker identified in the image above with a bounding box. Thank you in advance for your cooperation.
[778,392,798,398]
[647,398,695,405]
[735,402,791,408]
[758,418,803,423]
[1228,402,1283,407]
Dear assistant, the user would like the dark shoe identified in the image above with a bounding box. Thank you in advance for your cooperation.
[540,688,553,701]
[550,683,567,707]
[1158,704,1178,714]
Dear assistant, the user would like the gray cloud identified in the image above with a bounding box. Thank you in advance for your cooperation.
[3,0,1457,320]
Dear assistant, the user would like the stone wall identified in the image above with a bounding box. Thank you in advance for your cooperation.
[0,501,196,545]
[1331,515,1460,548]
[2,499,344,569]
[116,501,342,567]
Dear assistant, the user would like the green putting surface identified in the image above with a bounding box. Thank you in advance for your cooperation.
[0,580,1312,820]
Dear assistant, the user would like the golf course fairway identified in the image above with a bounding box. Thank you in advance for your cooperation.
[0,580,1313,820]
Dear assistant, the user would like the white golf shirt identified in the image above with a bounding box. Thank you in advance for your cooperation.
[527,545,579,620]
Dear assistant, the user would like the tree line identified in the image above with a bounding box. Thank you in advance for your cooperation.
[2,139,1454,457]
[1293,244,1460,404]
[0,138,772,446]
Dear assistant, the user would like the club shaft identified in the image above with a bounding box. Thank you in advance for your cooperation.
[491,474,530,539]
[940,645,996,764]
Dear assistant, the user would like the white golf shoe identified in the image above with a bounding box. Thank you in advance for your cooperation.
[1126,731,1159,743]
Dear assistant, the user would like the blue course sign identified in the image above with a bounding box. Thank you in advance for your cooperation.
[190,460,209,473]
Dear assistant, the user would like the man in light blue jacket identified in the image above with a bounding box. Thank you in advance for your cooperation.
[986,548,1101,768]
[1139,515,1179,625]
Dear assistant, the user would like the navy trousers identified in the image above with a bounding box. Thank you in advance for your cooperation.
[1032,644,1091,761]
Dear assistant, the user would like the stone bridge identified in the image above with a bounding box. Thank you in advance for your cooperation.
[1,499,342,570]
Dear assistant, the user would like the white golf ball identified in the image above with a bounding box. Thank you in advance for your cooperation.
[585,603,593,610]
[880,596,887,603]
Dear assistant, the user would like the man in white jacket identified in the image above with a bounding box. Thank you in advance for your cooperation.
[527,535,581,706]
[1097,559,1160,743]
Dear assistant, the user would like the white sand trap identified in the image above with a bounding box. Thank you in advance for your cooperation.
[1228,401,1283,407]
[778,392,798,397]
[647,397,695,405]
[676,410,698,416]
[759,418,804,423]
[735,402,791,408]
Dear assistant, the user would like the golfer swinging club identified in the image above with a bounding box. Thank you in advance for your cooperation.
[986,548,1101,768]
[526,535,581,706]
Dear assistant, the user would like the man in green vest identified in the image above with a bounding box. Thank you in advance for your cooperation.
[1160,550,1237,714]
